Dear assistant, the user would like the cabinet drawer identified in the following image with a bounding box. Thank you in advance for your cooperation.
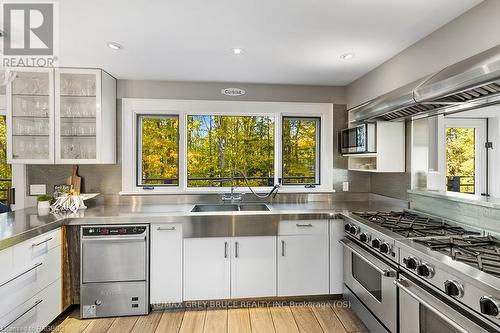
[12,229,61,270]
[0,278,62,332]
[0,247,13,276]
[278,220,328,235]
[0,245,61,317]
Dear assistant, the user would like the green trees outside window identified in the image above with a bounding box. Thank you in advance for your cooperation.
[139,116,179,185]
[0,116,11,202]
[446,127,475,194]
[282,117,320,184]
[138,114,321,188]
[187,115,274,187]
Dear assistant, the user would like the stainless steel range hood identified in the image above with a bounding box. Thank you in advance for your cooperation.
[350,44,500,122]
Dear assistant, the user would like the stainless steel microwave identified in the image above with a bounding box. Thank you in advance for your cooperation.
[339,123,376,154]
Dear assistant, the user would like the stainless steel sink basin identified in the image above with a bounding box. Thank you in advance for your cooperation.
[191,204,270,212]
[238,204,270,211]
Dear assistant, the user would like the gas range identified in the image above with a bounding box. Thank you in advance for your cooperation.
[341,210,500,333]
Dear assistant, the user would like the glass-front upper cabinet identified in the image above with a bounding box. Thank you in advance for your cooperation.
[7,67,54,163]
[6,67,116,164]
[55,68,116,164]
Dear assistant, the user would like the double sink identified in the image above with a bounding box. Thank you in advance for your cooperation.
[191,203,270,212]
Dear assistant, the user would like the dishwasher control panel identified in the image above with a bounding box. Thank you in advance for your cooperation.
[82,225,147,236]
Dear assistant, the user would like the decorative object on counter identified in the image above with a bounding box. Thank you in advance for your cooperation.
[54,184,71,197]
[50,193,85,213]
[37,194,53,215]
[50,192,100,213]
[66,164,82,193]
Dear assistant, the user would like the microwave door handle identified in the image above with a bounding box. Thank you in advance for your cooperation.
[394,279,469,333]
[339,239,395,277]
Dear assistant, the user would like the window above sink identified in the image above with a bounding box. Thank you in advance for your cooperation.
[121,99,333,195]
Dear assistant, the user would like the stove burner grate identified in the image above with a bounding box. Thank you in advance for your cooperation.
[352,211,479,238]
[415,236,500,277]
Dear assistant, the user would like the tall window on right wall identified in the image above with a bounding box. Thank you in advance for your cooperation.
[282,117,320,185]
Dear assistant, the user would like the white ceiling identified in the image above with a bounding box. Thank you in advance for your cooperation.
[58,0,482,85]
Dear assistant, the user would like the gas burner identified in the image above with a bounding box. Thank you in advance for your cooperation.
[415,236,500,277]
[352,211,479,238]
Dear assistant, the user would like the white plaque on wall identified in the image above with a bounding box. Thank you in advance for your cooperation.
[221,87,246,96]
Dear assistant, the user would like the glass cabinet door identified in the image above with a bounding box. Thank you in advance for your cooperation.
[8,69,54,163]
[55,69,99,162]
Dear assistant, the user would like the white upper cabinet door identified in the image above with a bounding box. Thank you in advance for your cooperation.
[55,68,116,164]
[7,67,55,164]
[231,236,276,299]
[150,224,183,304]
[329,219,344,294]
[183,237,230,301]
[278,234,329,296]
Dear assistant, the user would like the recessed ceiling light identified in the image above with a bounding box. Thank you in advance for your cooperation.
[232,48,243,55]
[340,52,355,60]
[107,42,123,50]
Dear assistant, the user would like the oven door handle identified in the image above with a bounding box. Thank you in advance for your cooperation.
[394,279,469,333]
[339,239,396,277]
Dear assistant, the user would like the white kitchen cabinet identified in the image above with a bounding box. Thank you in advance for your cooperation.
[278,232,329,296]
[55,68,116,164]
[231,236,276,298]
[0,278,61,333]
[150,224,183,304]
[7,67,55,164]
[346,121,405,172]
[329,219,344,294]
[7,67,116,164]
[183,237,231,301]
[0,228,62,331]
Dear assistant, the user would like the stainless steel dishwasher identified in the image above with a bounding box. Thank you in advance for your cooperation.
[80,225,149,318]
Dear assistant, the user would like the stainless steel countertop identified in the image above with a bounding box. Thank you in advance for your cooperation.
[408,189,500,210]
[0,200,407,250]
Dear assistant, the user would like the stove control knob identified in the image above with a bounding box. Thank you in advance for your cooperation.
[480,296,500,318]
[403,256,419,270]
[349,225,360,235]
[444,280,464,298]
[344,223,352,232]
[371,238,381,249]
[416,263,435,278]
[379,242,391,254]
[359,233,370,243]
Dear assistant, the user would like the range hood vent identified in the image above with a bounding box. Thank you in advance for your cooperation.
[350,44,500,122]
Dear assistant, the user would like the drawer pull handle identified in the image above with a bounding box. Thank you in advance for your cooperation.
[224,242,228,258]
[0,299,43,332]
[157,226,176,231]
[32,237,53,247]
[0,262,43,288]
[296,223,313,227]
[235,241,239,258]
[281,240,285,256]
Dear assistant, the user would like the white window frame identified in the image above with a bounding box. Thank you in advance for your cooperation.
[441,118,487,196]
[121,98,333,195]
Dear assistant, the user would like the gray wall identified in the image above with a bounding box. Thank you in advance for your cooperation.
[27,80,376,202]
[347,0,500,108]
[118,80,346,104]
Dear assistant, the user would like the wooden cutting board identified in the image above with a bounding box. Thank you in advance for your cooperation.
[66,164,82,194]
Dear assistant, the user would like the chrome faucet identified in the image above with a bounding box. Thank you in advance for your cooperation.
[220,170,243,203]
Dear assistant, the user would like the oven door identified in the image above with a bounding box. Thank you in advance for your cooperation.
[81,235,147,283]
[341,238,397,333]
[395,277,493,333]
